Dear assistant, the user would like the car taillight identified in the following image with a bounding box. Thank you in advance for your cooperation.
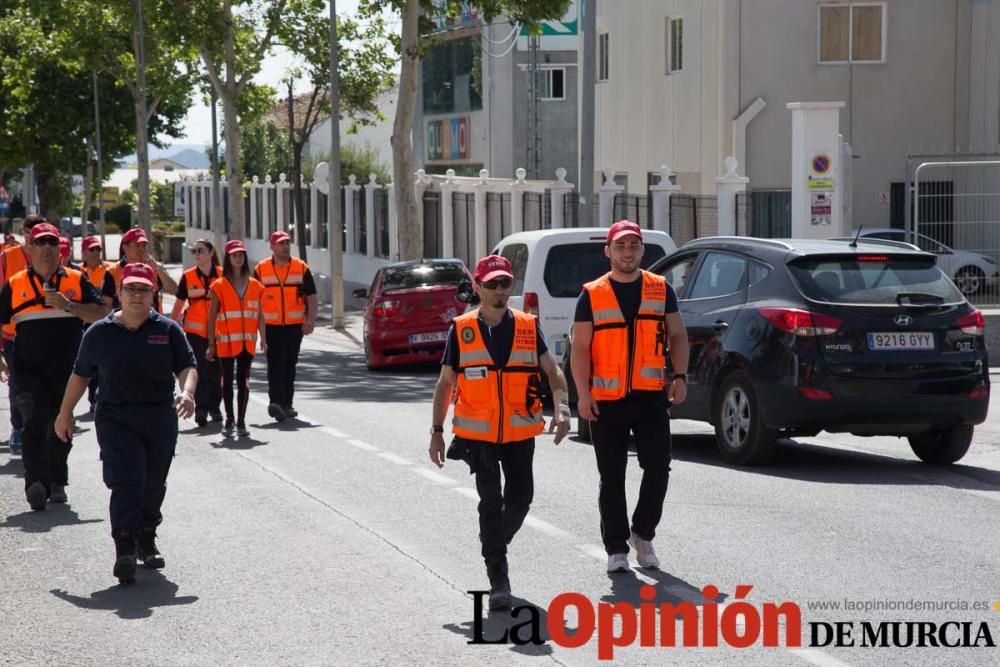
[956,310,985,336]
[969,385,989,399]
[373,299,400,318]
[798,387,833,400]
[524,291,539,317]
[758,307,842,336]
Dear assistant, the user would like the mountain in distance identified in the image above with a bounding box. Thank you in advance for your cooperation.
[118,144,210,169]
[167,148,210,169]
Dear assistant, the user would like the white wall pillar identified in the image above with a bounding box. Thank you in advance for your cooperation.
[276,173,288,233]
[344,175,360,254]
[650,165,681,234]
[510,168,527,234]
[308,176,319,249]
[387,180,398,260]
[715,157,750,236]
[413,170,434,257]
[440,169,457,258]
[364,174,378,258]
[787,101,846,239]
[474,169,489,261]
[597,169,623,227]
[549,167,574,229]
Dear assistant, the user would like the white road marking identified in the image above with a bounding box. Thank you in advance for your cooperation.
[578,544,608,562]
[413,468,455,485]
[347,438,379,452]
[451,487,480,501]
[523,515,572,539]
[322,426,346,438]
[378,451,412,466]
[789,649,854,667]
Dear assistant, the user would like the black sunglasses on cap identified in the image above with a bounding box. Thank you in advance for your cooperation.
[32,237,60,247]
[479,277,513,290]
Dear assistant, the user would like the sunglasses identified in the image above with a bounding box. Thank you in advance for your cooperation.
[32,237,60,247]
[191,247,208,254]
[122,285,153,296]
[480,278,513,290]
[85,247,102,252]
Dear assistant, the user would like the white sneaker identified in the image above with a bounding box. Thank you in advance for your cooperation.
[607,553,630,573]
[629,532,660,569]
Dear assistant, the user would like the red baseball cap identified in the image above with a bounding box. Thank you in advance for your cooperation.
[224,239,247,255]
[122,228,149,245]
[29,223,60,242]
[59,236,71,258]
[607,220,643,243]
[82,236,102,251]
[474,255,514,283]
[270,231,291,244]
[121,262,155,287]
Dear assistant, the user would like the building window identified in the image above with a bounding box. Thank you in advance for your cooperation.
[539,68,565,100]
[598,32,609,81]
[422,36,483,114]
[666,17,683,73]
[818,3,886,64]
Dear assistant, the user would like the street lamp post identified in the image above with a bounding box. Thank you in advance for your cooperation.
[92,70,107,250]
[328,0,344,328]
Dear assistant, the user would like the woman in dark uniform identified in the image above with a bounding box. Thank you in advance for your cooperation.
[54,262,197,585]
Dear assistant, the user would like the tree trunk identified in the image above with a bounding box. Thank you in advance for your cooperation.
[392,0,422,261]
[222,88,245,240]
[292,143,307,262]
[132,31,151,235]
[35,168,62,222]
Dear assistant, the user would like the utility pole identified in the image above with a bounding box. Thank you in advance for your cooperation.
[527,34,541,179]
[211,86,223,253]
[92,70,107,249]
[135,0,151,235]
[328,0,344,328]
[579,0,596,226]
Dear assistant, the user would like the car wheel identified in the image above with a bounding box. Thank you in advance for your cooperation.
[364,340,377,370]
[954,266,985,296]
[578,417,591,443]
[714,372,777,465]
[907,425,973,464]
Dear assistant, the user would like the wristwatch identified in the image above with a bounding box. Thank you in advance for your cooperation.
[430,425,444,435]
[673,373,688,383]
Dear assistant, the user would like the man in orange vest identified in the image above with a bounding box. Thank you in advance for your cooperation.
[79,235,118,412]
[428,255,571,611]
[108,228,177,312]
[0,223,110,510]
[253,230,317,422]
[571,220,689,574]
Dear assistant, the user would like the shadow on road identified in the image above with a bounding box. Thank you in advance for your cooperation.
[442,593,573,657]
[0,455,24,478]
[0,504,103,533]
[209,435,270,450]
[251,419,321,433]
[50,570,198,620]
[600,568,722,608]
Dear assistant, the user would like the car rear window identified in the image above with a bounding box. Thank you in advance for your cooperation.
[380,263,466,292]
[788,256,964,304]
[543,243,666,298]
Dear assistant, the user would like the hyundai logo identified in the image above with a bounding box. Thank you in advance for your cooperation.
[894,314,914,326]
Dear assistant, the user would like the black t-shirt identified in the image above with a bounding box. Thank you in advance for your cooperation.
[74,310,197,406]
[0,267,105,376]
[441,309,548,371]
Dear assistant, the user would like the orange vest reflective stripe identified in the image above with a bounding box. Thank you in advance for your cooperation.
[1,246,30,339]
[584,270,668,401]
[452,309,545,444]
[8,268,84,332]
[181,265,222,336]
[211,277,263,357]
[256,257,307,325]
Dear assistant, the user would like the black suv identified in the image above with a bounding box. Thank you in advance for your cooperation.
[565,237,990,465]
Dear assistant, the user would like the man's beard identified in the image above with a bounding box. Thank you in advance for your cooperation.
[612,258,640,274]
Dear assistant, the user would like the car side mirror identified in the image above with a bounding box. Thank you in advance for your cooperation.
[350,288,367,299]
[456,280,479,304]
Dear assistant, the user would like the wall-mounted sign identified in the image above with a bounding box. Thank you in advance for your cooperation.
[427,117,469,161]
[516,0,578,51]
[810,153,832,176]
[810,191,832,225]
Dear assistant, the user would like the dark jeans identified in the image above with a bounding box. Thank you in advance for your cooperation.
[221,352,253,424]
[187,333,222,417]
[16,371,73,492]
[3,340,21,431]
[96,403,177,535]
[590,392,672,555]
[459,437,535,566]
[265,324,303,409]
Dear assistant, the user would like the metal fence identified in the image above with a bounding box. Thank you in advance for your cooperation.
[522,191,550,231]
[736,192,751,237]
[422,190,442,258]
[486,192,511,251]
[374,188,390,258]
[614,193,651,229]
[669,195,718,246]
[453,192,475,267]
[748,189,791,238]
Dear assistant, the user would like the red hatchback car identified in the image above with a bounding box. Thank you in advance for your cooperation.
[354,259,472,369]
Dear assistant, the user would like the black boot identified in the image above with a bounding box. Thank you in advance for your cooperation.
[113,530,137,584]
[486,559,511,611]
[136,529,165,569]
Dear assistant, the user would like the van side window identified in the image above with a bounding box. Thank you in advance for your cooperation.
[500,243,529,296]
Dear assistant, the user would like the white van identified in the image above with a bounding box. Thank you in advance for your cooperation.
[491,228,676,362]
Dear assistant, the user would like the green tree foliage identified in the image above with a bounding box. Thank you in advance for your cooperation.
[242,118,294,180]
[304,144,391,186]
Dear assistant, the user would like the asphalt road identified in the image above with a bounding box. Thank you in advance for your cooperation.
[1,314,998,666]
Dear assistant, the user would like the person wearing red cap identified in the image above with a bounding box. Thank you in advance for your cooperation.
[58,236,76,268]
[570,220,690,574]
[79,236,118,412]
[0,222,109,510]
[207,240,266,437]
[55,262,198,584]
[169,239,223,426]
[253,230,318,422]
[428,254,571,611]
[108,227,177,311]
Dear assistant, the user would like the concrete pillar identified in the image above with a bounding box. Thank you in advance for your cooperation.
[309,175,319,249]
[364,173,378,258]
[597,169,623,227]
[474,169,489,261]
[387,180,398,260]
[549,167,574,229]
[715,157,750,236]
[440,169,457,258]
[510,168,527,234]
[787,101,846,239]
[344,175,361,254]
[276,173,287,234]
[649,165,681,234]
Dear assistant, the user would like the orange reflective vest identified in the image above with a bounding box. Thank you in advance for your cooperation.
[180,265,222,337]
[451,308,545,444]
[8,268,84,332]
[584,270,668,401]
[211,277,264,358]
[1,246,31,339]
[256,257,307,325]
[81,261,114,298]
